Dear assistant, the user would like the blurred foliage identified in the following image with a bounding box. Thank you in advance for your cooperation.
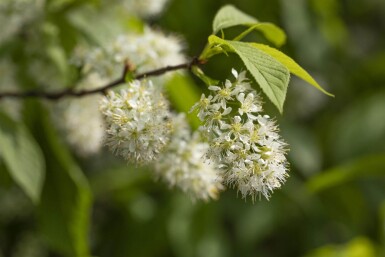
[0,0,385,256]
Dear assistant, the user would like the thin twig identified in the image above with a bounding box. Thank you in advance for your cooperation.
[0,57,203,100]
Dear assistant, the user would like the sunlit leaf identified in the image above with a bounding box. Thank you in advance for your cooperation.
[380,202,385,248]
[233,23,286,47]
[304,237,377,257]
[0,112,45,204]
[213,5,286,46]
[208,35,290,113]
[250,43,334,96]
[212,5,257,34]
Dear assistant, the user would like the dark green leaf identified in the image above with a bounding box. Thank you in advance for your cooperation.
[0,112,45,204]
[307,153,385,193]
[29,103,92,257]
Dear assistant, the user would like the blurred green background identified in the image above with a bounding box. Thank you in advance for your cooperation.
[1,0,385,256]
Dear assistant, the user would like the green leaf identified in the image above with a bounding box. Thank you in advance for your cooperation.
[380,202,385,248]
[250,43,334,97]
[233,23,286,47]
[213,5,258,34]
[39,123,92,256]
[26,102,92,257]
[212,5,286,47]
[306,153,385,193]
[125,71,135,83]
[0,112,45,204]
[46,44,69,78]
[208,35,290,113]
[165,73,201,129]
[304,237,377,257]
[38,162,91,257]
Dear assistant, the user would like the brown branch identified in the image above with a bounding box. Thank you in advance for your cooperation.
[0,57,203,100]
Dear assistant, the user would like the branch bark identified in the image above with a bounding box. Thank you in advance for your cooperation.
[0,58,202,100]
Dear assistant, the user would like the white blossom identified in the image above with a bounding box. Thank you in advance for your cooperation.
[154,114,223,201]
[52,74,106,156]
[68,28,184,157]
[190,94,213,120]
[191,69,289,200]
[73,27,185,82]
[99,79,172,164]
[121,0,169,18]
[123,27,185,72]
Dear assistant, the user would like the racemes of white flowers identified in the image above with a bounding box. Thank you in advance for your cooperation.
[73,27,185,81]
[191,69,288,200]
[66,27,184,157]
[99,79,172,164]
[154,114,223,201]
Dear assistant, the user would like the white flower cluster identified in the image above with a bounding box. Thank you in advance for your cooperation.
[0,0,44,45]
[121,0,169,18]
[74,27,185,81]
[116,27,185,74]
[155,114,223,201]
[99,80,172,163]
[63,27,184,157]
[191,69,289,200]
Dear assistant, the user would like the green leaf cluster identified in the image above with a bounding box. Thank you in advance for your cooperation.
[199,5,333,113]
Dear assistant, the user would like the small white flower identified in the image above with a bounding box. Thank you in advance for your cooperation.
[220,116,247,139]
[204,105,232,132]
[237,92,262,118]
[189,94,213,120]
[209,80,237,108]
[232,69,252,92]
